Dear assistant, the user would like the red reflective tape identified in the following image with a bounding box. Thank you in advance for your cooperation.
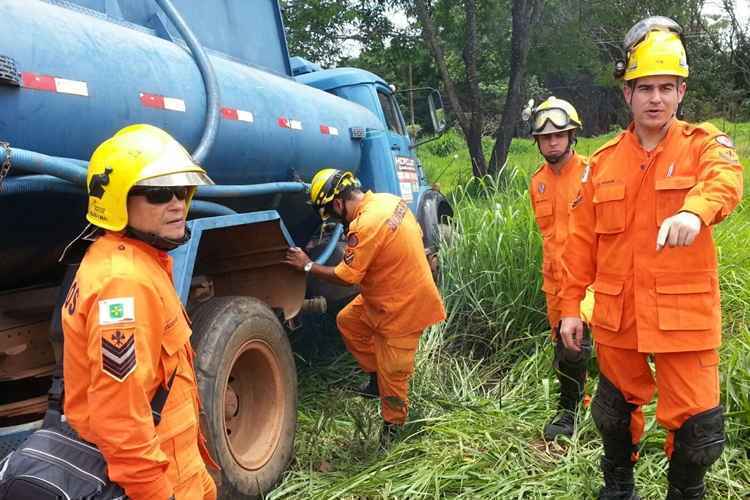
[278,117,289,128]
[320,125,339,136]
[140,92,165,109]
[21,72,57,92]
[221,107,239,120]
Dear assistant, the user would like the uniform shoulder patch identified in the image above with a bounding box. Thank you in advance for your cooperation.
[99,297,135,325]
[101,327,136,381]
[347,232,359,248]
[715,135,735,149]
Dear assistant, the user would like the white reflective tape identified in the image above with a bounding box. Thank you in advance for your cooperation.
[163,97,186,112]
[54,78,89,97]
[328,126,339,136]
[237,110,254,122]
[289,119,303,130]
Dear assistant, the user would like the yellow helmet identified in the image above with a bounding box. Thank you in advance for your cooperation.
[309,168,358,219]
[621,17,688,81]
[528,96,582,136]
[86,124,214,231]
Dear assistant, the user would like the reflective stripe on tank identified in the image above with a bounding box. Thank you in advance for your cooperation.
[21,72,89,97]
[221,107,254,122]
[277,117,303,130]
[319,125,339,136]
[139,92,186,112]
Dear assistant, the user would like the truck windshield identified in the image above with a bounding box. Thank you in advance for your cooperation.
[377,90,405,136]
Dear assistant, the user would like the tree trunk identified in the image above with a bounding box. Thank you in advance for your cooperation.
[414,0,487,177]
[489,0,544,177]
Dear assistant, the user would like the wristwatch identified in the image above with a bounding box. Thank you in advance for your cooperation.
[303,261,314,273]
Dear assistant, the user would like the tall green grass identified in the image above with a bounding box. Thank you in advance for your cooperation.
[273,126,750,499]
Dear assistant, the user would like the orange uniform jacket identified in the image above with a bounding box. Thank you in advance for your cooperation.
[62,232,216,500]
[530,152,588,328]
[334,191,446,335]
[560,121,744,352]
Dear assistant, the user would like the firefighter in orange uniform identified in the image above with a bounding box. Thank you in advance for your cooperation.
[527,97,593,441]
[62,124,219,500]
[559,17,744,500]
[284,169,446,446]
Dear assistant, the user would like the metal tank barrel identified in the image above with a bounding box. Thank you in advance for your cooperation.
[0,0,381,288]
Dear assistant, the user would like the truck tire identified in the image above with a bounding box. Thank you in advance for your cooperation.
[189,296,297,499]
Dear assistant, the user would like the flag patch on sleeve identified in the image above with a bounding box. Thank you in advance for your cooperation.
[101,328,136,381]
[99,297,135,325]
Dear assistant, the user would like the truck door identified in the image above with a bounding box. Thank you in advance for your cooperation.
[375,87,421,213]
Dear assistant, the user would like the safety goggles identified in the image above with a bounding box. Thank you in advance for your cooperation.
[531,107,573,133]
[624,16,682,52]
[129,186,190,204]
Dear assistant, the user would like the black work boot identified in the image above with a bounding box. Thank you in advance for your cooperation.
[598,457,640,500]
[591,375,641,500]
[544,408,576,440]
[544,333,589,441]
[355,372,379,399]
[379,421,401,450]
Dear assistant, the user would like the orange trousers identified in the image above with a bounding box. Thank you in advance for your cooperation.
[596,343,720,457]
[337,296,421,424]
[172,467,216,500]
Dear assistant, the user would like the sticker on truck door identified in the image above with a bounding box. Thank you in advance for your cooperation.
[396,156,419,202]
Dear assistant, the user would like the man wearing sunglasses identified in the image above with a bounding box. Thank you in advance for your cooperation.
[558,17,743,500]
[526,97,594,443]
[62,124,219,500]
[284,168,446,448]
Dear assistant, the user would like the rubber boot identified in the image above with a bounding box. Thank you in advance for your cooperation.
[598,457,640,500]
[356,372,379,399]
[379,421,400,450]
[543,382,580,440]
[544,335,588,441]
[666,462,709,499]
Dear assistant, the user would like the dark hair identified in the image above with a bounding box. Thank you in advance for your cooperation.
[338,184,362,201]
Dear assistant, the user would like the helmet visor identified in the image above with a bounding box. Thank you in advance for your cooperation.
[531,108,572,134]
[624,16,682,51]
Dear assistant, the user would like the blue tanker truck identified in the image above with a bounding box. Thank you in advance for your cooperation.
[0,0,452,497]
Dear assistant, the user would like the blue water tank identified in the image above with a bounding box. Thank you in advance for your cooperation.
[0,0,383,288]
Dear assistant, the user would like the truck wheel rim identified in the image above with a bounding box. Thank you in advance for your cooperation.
[223,338,284,470]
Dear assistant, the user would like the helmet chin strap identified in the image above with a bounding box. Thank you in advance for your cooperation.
[539,131,575,165]
[125,225,191,251]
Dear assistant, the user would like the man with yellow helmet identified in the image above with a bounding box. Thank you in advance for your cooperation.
[62,124,218,499]
[285,168,445,446]
[559,17,743,500]
[526,96,594,442]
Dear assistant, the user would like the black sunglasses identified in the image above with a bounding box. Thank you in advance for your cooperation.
[129,186,189,204]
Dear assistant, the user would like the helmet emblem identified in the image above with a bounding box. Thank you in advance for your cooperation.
[89,167,113,199]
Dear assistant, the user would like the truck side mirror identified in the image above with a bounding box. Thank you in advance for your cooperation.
[428,91,446,134]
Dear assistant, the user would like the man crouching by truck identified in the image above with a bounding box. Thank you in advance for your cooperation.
[284,169,446,447]
[62,125,218,499]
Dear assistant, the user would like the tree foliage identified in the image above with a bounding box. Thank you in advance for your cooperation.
[282,0,750,177]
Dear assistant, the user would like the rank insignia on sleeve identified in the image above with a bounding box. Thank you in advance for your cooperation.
[101,328,136,381]
[347,233,359,248]
[98,297,135,325]
[715,135,735,149]
[343,250,354,266]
